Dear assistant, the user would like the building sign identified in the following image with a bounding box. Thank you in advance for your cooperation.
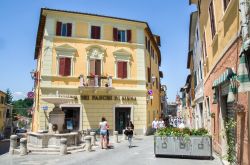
[81,95,136,101]
[42,106,48,111]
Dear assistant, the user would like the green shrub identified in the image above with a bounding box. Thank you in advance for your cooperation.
[155,127,209,137]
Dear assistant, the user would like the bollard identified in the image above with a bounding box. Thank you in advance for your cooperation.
[90,132,96,146]
[9,135,18,155]
[84,136,92,152]
[20,138,27,156]
[60,138,67,155]
[113,131,118,143]
[123,130,127,140]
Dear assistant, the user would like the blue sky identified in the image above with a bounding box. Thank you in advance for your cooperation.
[0,0,196,101]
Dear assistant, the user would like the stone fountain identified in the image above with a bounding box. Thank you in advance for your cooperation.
[41,91,74,133]
[27,91,81,149]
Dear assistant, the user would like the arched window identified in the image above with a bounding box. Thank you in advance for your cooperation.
[113,48,131,79]
[55,44,76,76]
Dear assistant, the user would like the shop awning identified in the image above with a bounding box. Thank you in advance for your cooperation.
[238,39,250,92]
[212,68,234,88]
[212,68,237,104]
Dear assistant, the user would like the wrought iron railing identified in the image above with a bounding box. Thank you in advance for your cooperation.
[79,75,112,87]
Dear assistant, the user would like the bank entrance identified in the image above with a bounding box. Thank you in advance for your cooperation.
[62,107,80,131]
[115,107,131,134]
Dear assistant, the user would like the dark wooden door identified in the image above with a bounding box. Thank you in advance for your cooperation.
[115,107,131,134]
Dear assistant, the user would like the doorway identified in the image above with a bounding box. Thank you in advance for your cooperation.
[115,107,131,134]
[62,107,80,131]
[199,103,204,128]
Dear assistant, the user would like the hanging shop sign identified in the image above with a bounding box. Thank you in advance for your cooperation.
[81,95,136,101]
[42,106,48,111]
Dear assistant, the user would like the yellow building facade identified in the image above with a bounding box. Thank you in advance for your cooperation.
[32,8,162,135]
[0,90,7,134]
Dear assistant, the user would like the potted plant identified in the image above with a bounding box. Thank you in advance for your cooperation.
[154,127,212,158]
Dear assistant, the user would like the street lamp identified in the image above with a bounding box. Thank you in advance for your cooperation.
[30,69,36,80]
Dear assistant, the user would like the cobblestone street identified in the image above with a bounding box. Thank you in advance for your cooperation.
[0,136,222,165]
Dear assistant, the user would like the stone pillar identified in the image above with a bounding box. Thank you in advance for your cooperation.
[20,138,27,156]
[123,130,127,140]
[94,75,99,87]
[60,138,67,155]
[108,76,112,87]
[113,131,118,143]
[9,135,18,155]
[48,123,53,133]
[90,132,96,146]
[84,136,92,152]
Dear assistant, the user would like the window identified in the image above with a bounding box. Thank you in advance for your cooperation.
[6,109,10,118]
[117,61,127,79]
[209,0,216,39]
[145,37,148,49]
[206,97,211,115]
[56,22,72,37]
[194,71,197,88]
[156,78,158,89]
[0,96,4,104]
[153,50,155,60]
[203,32,208,58]
[198,0,201,15]
[196,29,199,41]
[199,61,203,79]
[90,59,101,76]
[91,26,101,39]
[113,28,131,42]
[118,30,126,42]
[147,67,151,83]
[147,40,151,53]
[223,0,231,10]
[59,57,71,76]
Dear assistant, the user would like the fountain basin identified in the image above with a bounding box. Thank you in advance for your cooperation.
[41,96,74,133]
[41,97,74,106]
[27,132,80,148]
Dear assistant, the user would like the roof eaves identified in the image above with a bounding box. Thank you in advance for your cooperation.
[42,8,147,25]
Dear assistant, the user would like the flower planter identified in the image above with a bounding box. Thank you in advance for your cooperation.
[154,135,212,159]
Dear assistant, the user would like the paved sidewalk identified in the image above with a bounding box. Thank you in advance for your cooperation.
[0,135,223,165]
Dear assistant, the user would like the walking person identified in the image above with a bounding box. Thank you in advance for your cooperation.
[99,117,108,149]
[125,121,134,148]
[158,118,165,129]
[152,118,158,133]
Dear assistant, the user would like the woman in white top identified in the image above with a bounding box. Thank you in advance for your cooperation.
[99,117,107,149]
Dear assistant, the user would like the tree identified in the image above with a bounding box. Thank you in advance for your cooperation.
[12,98,34,118]
[5,88,13,104]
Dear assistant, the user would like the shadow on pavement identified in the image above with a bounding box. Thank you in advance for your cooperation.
[155,154,214,160]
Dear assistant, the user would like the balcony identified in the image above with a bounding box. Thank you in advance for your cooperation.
[79,75,113,93]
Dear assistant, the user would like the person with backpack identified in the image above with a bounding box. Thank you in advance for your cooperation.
[125,121,134,148]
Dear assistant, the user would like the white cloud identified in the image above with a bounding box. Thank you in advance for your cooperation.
[14,92,24,96]
[13,91,26,100]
